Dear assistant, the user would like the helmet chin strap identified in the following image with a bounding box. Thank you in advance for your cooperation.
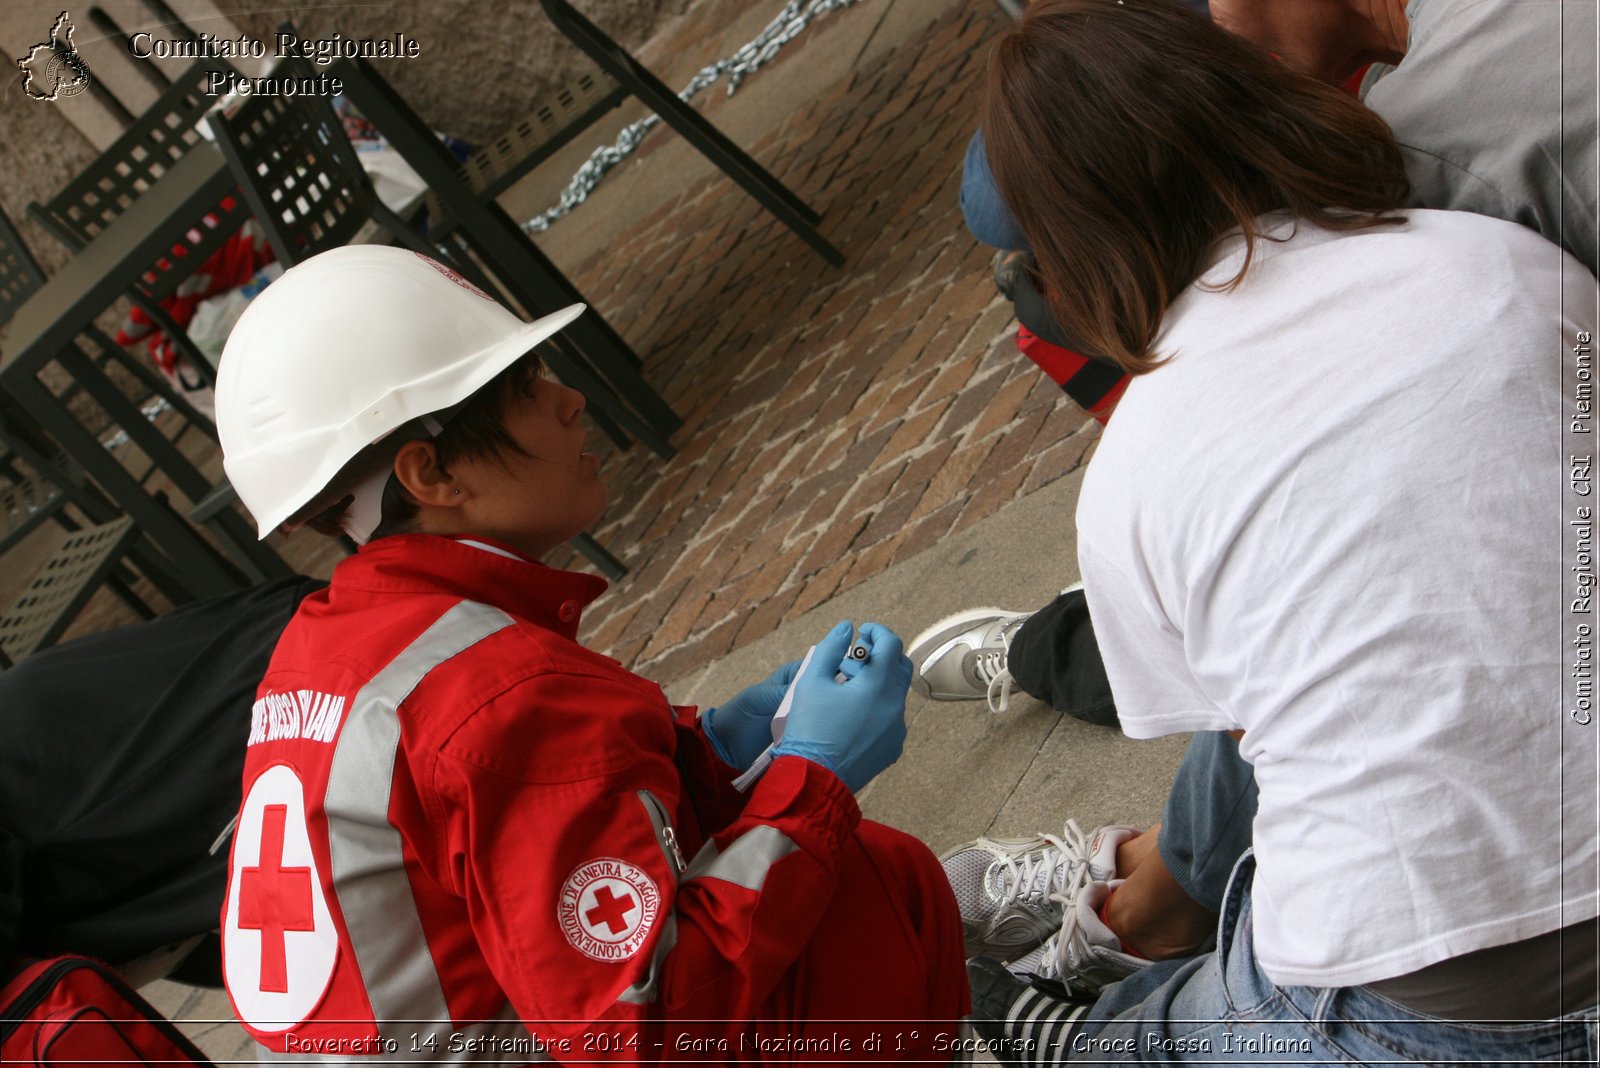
[340,414,447,545]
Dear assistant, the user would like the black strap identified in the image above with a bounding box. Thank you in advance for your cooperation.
[1060,358,1126,411]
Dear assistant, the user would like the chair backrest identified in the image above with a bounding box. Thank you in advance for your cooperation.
[211,60,381,266]
[457,69,625,201]
[0,460,69,557]
[33,60,233,244]
[30,60,249,302]
[0,405,86,558]
[0,204,46,332]
[0,516,144,668]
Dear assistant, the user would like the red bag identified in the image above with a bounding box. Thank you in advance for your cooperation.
[1014,326,1128,424]
[0,957,213,1066]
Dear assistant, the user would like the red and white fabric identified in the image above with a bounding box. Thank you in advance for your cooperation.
[221,535,967,1063]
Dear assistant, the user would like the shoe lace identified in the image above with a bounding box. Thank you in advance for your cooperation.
[1036,891,1096,983]
[972,614,1028,714]
[991,819,1093,918]
[1031,825,1108,984]
[1018,886,1099,985]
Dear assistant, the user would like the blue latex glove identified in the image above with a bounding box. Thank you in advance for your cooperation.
[770,620,913,792]
[701,659,803,770]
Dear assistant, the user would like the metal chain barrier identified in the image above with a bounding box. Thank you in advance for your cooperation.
[521,0,860,233]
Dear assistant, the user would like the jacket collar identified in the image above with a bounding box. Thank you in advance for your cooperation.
[335,534,609,640]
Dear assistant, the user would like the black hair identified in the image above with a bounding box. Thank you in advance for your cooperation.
[302,353,546,539]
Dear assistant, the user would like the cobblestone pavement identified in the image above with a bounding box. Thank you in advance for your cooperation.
[539,1,1101,688]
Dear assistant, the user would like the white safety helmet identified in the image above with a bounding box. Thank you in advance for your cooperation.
[217,246,584,542]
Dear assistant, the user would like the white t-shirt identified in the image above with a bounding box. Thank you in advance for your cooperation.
[1077,209,1598,989]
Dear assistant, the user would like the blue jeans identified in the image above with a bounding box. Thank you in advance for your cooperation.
[1157,731,1257,915]
[1068,853,1599,1064]
[960,129,1029,252]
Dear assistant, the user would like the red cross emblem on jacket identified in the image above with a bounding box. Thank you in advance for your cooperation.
[559,858,660,962]
[238,805,316,993]
[223,764,339,1031]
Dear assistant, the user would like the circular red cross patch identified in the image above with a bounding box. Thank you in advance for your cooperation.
[557,858,660,963]
[223,764,337,1032]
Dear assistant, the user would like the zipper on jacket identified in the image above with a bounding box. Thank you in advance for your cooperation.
[636,790,685,878]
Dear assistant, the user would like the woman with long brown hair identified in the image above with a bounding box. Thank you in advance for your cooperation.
[950,0,1598,1060]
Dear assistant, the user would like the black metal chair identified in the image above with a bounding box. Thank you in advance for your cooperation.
[209,60,629,580]
[2,197,258,592]
[0,201,215,441]
[0,516,163,669]
[209,65,439,267]
[451,69,628,206]
[2,191,293,590]
[0,404,202,610]
[27,60,248,391]
[0,207,81,559]
[0,453,69,555]
[217,53,671,451]
[0,409,196,670]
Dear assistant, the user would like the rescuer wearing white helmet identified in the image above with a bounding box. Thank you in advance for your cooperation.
[218,245,587,545]
[213,245,968,1060]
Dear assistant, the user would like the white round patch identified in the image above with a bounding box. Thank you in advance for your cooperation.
[557,858,661,962]
[223,764,338,1032]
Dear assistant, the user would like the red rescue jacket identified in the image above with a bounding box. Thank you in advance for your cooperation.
[221,535,862,1061]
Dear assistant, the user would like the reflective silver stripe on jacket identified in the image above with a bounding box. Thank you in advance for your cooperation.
[616,825,801,1005]
[680,825,799,890]
[616,914,679,1005]
[303,600,544,1062]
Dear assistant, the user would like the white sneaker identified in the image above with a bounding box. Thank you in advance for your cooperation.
[908,607,1030,712]
[1006,878,1149,997]
[909,584,1083,714]
[940,820,1136,959]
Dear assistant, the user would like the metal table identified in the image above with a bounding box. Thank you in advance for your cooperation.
[6,65,686,597]
[0,143,262,599]
[537,0,843,267]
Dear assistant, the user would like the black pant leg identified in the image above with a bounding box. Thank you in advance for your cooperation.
[1008,587,1120,726]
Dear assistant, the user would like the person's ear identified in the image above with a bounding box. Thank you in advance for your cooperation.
[392,439,462,507]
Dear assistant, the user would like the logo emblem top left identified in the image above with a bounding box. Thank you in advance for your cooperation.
[18,12,92,101]
[223,764,338,1032]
